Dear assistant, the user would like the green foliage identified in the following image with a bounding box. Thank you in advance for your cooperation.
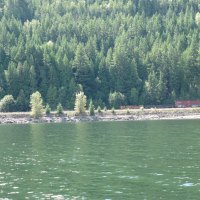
[130,88,139,105]
[140,106,144,113]
[126,109,130,115]
[45,104,51,115]
[30,91,44,118]
[74,91,87,115]
[144,70,159,105]
[16,90,28,111]
[195,12,200,25]
[56,103,63,116]
[89,99,95,116]
[0,87,6,100]
[109,92,125,109]
[47,86,58,110]
[111,107,115,115]
[0,95,16,112]
[97,106,102,114]
[0,0,199,110]
[73,44,95,97]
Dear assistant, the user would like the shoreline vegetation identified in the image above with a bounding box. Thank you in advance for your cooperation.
[0,108,200,125]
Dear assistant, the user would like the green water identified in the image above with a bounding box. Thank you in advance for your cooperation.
[0,120,200,200]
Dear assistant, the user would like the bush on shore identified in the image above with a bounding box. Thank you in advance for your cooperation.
[30,91,44,118]
[74,92,87,115]
[0,95,16,112]
[89,99,95,116]
[45,104,51,115]
[56,103,63,116]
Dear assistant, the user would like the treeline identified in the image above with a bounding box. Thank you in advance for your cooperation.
[0,0,200,111]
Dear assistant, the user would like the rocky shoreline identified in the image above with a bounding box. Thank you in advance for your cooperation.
[0,108,200,125]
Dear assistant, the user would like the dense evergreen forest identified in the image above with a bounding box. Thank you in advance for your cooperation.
[0,0,200,111]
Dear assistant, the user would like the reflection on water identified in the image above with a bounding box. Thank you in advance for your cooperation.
[0,120,200,199]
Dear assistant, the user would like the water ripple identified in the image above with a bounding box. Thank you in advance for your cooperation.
[118,175,139,179]
[180,183,195,187]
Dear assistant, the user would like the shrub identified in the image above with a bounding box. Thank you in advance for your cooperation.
[111,107,115,114]
[89,99,95,116]
[109,91,125,109]
[126,109,130,115]
[16,90,28,111]
[138,106,144,115]
[97,106,102,113]
[56,103,63,115]
[74,91,87,114]
[30,91,44,118]
[0,95,16,112]
[45,104,51,115]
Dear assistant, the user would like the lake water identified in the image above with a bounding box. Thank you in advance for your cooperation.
[0,120,200,200]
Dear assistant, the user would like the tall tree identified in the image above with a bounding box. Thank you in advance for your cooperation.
[72,44,95,98]
[30,91,44,118]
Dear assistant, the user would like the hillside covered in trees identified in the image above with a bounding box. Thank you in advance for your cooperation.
[0,0,200,111]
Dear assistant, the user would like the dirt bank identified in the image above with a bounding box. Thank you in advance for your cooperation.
[0,108,199,125]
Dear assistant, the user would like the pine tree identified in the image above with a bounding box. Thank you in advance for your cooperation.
[30,91,44,118]
[45,104,51,115]
[46,85,58,110]
[72,44,95,97]
[144,70,159,105]
[56,103,63,116]
[89,99,95,116]
[74,91,87,115]
[16,89,28,111]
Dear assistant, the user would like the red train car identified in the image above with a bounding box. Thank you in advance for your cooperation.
[175,100,200,108]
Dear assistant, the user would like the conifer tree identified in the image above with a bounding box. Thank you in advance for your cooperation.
[16,89,28,111]
[89,99,95,116]
[74,91,87,115]
[30,91,44,118]
[45,104,51,115]
[56,103,63,116]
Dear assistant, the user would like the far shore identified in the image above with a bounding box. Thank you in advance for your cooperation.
[0,108,200,125]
